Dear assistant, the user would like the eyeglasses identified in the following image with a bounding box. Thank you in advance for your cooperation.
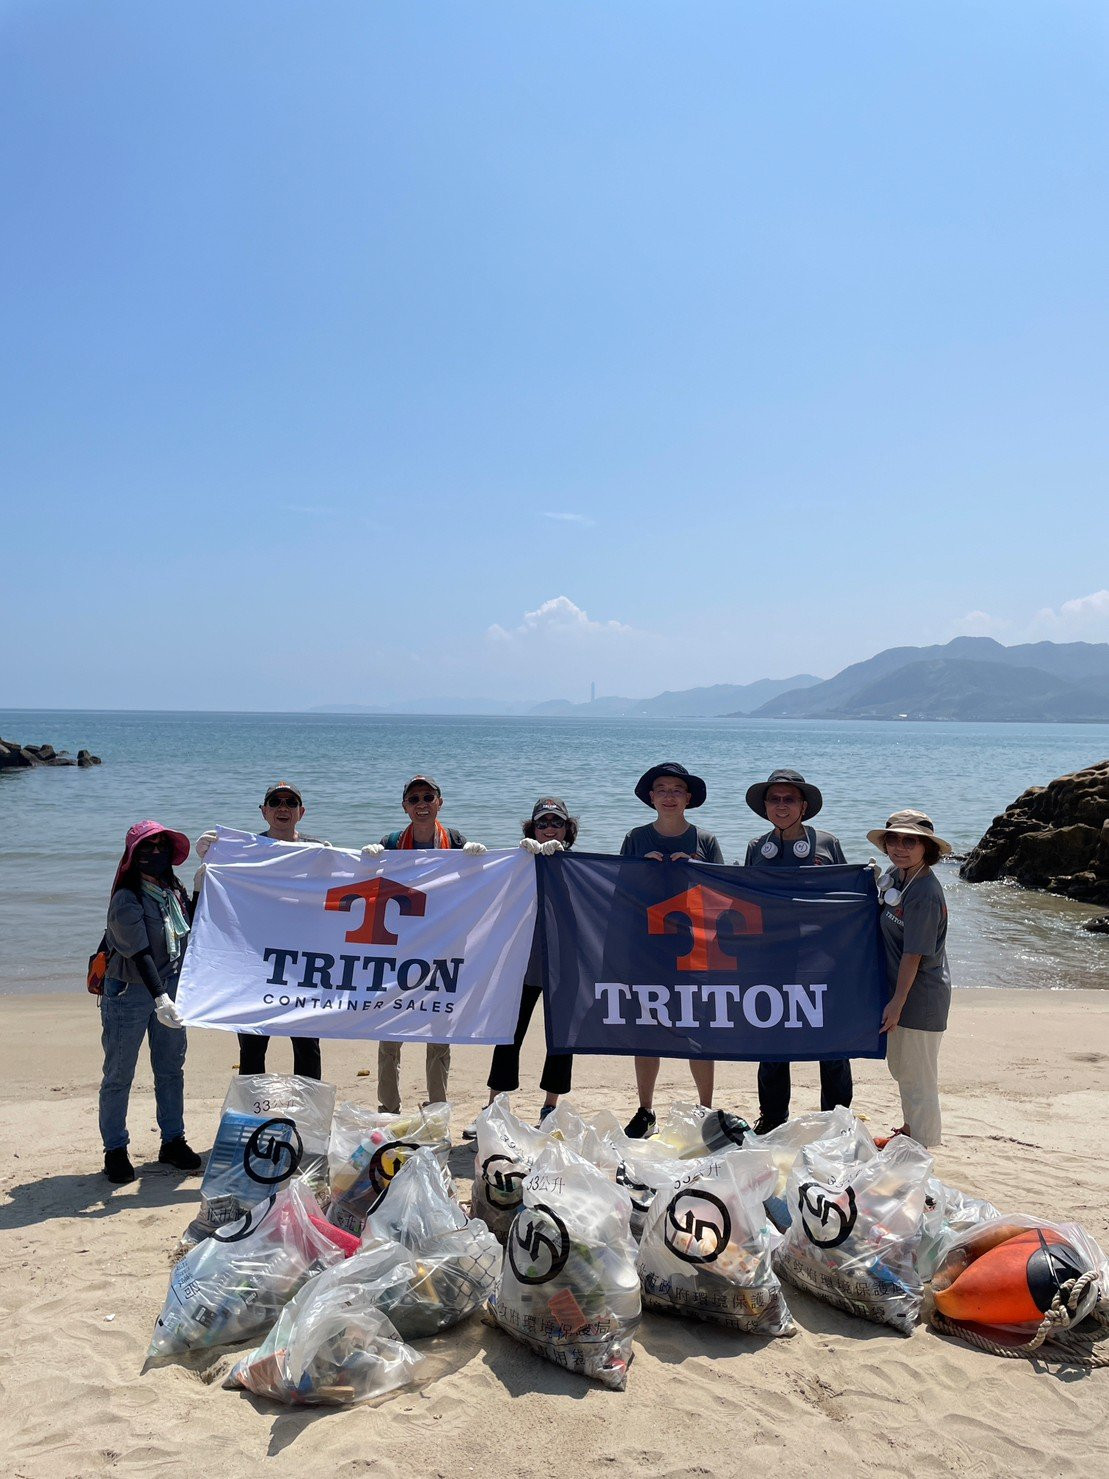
[535,817,566,830]
[651,786,690,799]
[405,792,438,805]
[766,793,802,807]
[265,794,301,808]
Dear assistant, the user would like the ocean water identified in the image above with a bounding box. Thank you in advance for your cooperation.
[1,709,1106,996]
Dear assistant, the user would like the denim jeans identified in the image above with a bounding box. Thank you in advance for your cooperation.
[98,975,187,1151]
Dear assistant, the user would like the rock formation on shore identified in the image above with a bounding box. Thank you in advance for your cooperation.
[960,759,1109,906]
[0,738,101,769]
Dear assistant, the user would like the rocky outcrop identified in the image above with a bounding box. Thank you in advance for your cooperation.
[0,738,101,770]
[960,759,1109,905]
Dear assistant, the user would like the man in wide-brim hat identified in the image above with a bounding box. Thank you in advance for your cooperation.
[743,769,853,1134]
[620,761,722,1138]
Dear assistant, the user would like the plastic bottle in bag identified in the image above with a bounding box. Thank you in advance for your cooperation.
[326,1101,452,1237]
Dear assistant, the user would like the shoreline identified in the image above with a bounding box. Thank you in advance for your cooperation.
[2,987,1107,1477]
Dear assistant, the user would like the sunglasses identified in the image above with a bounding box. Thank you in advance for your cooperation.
[535,817,566,829]
[265,794,301,808]
[405,792,438,805]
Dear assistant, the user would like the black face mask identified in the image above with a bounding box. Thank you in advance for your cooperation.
[136,842,170,872]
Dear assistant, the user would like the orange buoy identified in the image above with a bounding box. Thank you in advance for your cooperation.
[933,1228,1089,1327]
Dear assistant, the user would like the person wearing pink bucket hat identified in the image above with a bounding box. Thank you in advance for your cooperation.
[99,821,202,1184]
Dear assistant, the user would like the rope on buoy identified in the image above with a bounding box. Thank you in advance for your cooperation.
[929,1271,1109,1367]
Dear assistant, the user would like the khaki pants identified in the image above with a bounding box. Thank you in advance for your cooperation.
[885,1026,943,1147]
[377,1040,451,1113]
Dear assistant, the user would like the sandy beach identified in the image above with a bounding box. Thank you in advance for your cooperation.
[2,987,1107,1479]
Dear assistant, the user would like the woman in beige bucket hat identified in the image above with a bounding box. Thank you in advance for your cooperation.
[867,809,953,1148]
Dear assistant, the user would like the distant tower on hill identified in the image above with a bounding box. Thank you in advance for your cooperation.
[590,681,596,704]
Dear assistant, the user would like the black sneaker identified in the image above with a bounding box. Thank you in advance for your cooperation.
[104,1148,135,1184]
[158,1137,202,1172]
[753,1114,786,1136]
[623,1107,657,1139]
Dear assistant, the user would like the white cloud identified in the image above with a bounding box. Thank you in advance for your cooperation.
[951,609,1010,638]
[541,511,596,527]
[1027,589,1109,639]
[487,596,637,644]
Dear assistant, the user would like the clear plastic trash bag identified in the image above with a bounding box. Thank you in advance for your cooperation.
[918,1177,1003,1281]
[469,1094,552,1241]
[360,1146,466,1247]
[489,1138,641,1389]
[757,1107,876,1231]
[357,1147,502,1331]
[147,1178,353,1366]
[327,1101,452,1237]
[195,1074,336,1236]
[773,1134,933,1335]
[579,1107,750,1242]
[226,1290,422,1406]
[637,1150,795,1336]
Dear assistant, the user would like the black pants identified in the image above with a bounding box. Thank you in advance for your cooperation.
[757,1058,852,1125]
[237,1033,322,1081]
[488,983,573,1096]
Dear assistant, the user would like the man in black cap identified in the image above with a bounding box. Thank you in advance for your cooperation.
[743,768,851,1133]
[620,762,723,1137]
[360,775,486,1112]
[194,781,327,1080]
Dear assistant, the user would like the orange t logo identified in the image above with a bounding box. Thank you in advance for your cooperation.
[647,885,763,972]
[324,877,427,945]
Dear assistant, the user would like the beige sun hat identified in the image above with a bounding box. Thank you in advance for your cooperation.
[866,808,952,856]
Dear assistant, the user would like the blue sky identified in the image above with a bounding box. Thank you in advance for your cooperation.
[3,1,1108,709]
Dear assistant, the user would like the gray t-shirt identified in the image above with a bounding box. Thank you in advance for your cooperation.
[743,826,846,867]
[620,823,724,863]
[880,868,951,1032]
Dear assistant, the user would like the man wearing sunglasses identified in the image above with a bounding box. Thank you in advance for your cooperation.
[195,781,328,1080]
[743,768,851,1134]
[360,774,486,1113]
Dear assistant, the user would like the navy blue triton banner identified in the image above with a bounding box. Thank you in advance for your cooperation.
[536,854,886,1062]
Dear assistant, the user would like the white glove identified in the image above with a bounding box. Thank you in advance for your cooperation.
[154,993,185,1029]
[360,843,386,859]
[518,837,542,854]
[538,839,564,856]
[195,829,218,860]
[461,841,487,856]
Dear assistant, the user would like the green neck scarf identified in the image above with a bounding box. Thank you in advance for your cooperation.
[141,879,190,966]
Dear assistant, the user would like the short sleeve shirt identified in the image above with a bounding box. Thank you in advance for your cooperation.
[879,869,951,1031]
[620,823,724,863]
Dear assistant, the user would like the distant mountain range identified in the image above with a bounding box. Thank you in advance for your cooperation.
[747,637,1109,722]
[530,676,821,718]
[309,638,1109,723]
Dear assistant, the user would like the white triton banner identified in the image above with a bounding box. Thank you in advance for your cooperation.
[177,828,537,1042]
